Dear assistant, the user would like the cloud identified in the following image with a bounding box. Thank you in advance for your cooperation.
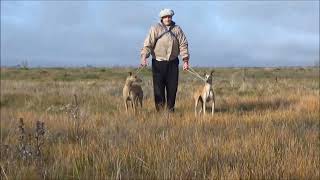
[1,1,319,67]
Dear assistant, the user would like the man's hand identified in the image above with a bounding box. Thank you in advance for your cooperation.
[183,60,189,70]
[140,58,148,67]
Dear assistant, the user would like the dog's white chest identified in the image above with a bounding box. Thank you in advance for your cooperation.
[209,90,213,98]
[205,91,213,101]
[203,88,214,102]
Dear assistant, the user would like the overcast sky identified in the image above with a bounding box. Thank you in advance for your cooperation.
[1,1,319,67]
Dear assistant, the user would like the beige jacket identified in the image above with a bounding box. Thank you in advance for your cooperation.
[141,21,190,61]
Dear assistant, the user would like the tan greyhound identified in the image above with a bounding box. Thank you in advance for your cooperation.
[122,72,143,113]
[193,71,215,116]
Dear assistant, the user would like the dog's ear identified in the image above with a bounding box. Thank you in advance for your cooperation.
[128,72,132,76]
[203,72,206,77]
[210,70,214,76]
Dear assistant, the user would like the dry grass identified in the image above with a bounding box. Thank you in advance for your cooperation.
[0,67,319,179]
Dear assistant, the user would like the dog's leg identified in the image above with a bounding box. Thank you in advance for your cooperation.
[136,98,140,113]
[124,99,128,113]
[199,98,203,114]
[134,97,139,114]
[211,99,215,116]
[203,96,206,116]
[139,97,143,108]
[195,98,198,117]
[132,98,136,114]
[131,98,134,111]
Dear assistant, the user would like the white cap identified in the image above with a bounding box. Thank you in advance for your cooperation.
[159,9,174,18]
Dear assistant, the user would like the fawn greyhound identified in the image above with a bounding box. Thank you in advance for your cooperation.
[193,71,215,116]
[123,72,143,113]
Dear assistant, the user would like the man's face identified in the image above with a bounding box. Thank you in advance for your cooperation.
[162,15,172,26]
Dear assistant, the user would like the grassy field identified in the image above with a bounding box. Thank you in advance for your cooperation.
[0,66,319,179]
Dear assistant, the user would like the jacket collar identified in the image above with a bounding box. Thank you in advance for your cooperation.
[159,21,176,30]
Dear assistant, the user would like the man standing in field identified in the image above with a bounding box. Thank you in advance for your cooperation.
[140,8,190,112]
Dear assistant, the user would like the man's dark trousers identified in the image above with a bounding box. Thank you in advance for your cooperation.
[152,58,179,112]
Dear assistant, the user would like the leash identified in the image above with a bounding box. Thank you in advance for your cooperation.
[136,65,206,83]
[135,66,144,76]
[186,67,206,82]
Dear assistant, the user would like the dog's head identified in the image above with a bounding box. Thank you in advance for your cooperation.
[126,72,142,85]
[203,70,214,84]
